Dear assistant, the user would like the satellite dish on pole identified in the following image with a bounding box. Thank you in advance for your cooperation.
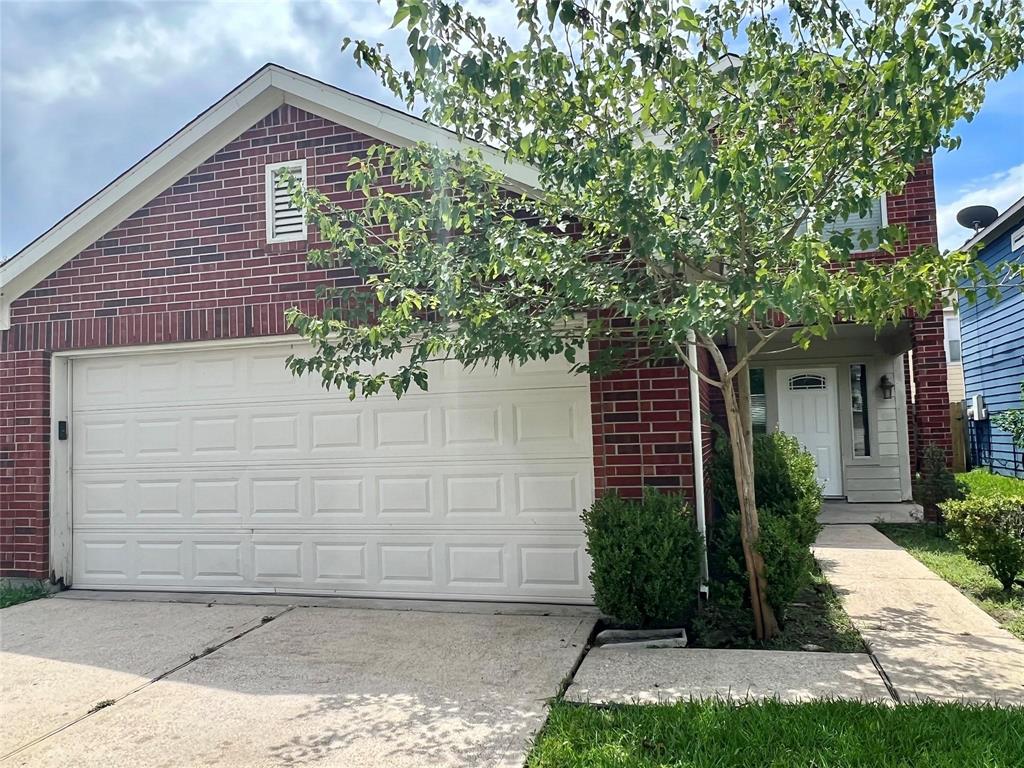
[957,205,999,233]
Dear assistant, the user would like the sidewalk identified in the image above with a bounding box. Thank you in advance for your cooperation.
[564,646,889,704]
[813,524,1024,705]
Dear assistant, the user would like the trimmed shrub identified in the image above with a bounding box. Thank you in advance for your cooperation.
[709,432,823,625]
[582,490,704,627]
[915,444,962,518]
[941,495,1024,591]
[956,469,1024,499]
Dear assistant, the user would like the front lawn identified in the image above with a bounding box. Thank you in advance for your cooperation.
[528,699,1024,768]
[875,524,1024,641]
[0,580,50,609]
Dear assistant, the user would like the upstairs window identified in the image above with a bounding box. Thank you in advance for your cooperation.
[823,196,885,252]
[266,159,308,243]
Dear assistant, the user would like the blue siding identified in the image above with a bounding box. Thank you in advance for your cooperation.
[959,222,1024,477]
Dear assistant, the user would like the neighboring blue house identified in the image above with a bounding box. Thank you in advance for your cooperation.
[958,196,1024,477]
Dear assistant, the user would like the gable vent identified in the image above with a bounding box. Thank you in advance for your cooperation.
[265,159,308,243]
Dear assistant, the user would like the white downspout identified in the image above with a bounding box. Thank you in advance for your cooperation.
[687,330,710,595]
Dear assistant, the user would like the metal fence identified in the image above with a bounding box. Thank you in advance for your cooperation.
[966,417,1024,477]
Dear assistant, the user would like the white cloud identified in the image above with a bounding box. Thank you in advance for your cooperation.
[3,0,391,103]
[937,163,1024,251]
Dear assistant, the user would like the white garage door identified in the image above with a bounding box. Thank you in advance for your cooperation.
[69,341,594,602]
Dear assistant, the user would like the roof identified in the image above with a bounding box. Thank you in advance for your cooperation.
[962,195,1024,252]
[0,64,538,330]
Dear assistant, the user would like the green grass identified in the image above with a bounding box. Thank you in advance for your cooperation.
[0,580,50,609]
[957,470,1024,499]
[875,524,1024,641]
[528,699,1024,768]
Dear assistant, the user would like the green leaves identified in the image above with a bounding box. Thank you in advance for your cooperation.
[284,0,1024,398]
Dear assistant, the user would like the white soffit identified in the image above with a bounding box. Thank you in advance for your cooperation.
[0,64,538,330]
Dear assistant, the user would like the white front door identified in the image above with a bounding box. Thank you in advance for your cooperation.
[776,367,843,497]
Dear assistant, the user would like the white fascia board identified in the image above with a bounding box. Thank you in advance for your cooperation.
[271,66,540,194]
[0,71,285,328]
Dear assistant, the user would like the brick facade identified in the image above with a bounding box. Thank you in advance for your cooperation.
[590,362,698,498]
[0,104,947,580]
[884,158,950,463]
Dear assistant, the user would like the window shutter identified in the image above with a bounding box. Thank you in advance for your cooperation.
[265,160,307,243]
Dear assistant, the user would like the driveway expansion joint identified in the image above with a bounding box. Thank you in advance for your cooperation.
[0,605,293,763]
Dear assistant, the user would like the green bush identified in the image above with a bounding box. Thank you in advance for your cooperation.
[709,432,823,626]
[582,490,704,627]
[914,445,962,518]
[941,495,1024,591]
[956,469,1024,499]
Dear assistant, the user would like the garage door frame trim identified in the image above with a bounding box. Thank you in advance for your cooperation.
[49,335,594,596]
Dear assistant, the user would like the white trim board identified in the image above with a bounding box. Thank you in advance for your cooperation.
[0,64,538,330]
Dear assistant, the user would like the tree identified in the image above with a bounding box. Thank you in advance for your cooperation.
[286,0,1024,638]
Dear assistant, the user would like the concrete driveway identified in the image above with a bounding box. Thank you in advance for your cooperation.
[1,594,594,767]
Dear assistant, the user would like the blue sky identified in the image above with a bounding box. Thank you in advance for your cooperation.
[2,0,1022,259]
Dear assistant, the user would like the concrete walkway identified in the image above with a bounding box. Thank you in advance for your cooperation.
[565,647,890,704]
[814,524,1024,705]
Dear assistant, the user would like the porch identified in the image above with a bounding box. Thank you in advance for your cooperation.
[748,322,916,504]
[818,501,921,525]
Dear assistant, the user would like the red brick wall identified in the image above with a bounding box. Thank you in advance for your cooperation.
[885,158,950,464]
[0,350,49,577]
[908,306,951,462]
[590,360,698,499]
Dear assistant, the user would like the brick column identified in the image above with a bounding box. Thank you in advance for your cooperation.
[910,306,951,465]
[588,344,697,501]
[0,348,51,579]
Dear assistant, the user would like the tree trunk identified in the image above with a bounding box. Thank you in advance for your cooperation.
[724,334,780,640]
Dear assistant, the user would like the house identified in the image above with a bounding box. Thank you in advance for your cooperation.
[0,64,949,598]
[958,196,1024,477]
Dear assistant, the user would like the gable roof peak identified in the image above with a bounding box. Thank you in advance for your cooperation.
[0,63,536,330]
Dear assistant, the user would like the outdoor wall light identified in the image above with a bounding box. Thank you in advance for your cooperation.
[879,374,895,400]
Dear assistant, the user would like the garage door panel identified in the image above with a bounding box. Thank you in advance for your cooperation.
[70,342,594,602]
[73,346,585,411]
[74,462,591,528]
[71,530,591,599]
[74,390,589,467]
